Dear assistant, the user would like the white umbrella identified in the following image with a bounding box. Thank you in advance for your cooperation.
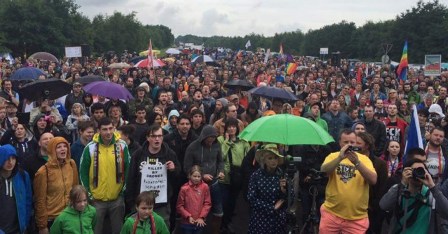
[191,55,215,63]
[165,48,181,55]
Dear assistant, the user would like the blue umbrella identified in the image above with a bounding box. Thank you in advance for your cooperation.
[10,67,46,81]
[83,81,134,100]
[248,86,298,101]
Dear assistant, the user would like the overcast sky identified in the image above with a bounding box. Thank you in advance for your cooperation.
[75,0,434,37]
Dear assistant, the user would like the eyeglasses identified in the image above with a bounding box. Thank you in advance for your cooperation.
[149,135,163,139]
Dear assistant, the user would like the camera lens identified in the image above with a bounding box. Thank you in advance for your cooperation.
[412,167,426,180]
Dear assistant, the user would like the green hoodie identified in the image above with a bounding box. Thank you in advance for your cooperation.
[120,212,169,234]
[50,205,96,234]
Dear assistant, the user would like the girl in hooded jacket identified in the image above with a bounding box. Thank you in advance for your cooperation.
[50,185,96,234]
[34,137,79,234]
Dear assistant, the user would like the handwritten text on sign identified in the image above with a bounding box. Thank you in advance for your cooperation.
[140,162,167,203]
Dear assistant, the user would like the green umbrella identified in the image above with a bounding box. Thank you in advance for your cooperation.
[239,114,334,145]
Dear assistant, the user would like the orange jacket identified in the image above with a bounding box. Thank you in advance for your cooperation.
[33,137,79,230]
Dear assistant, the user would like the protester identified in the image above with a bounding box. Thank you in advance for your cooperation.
[65,103,90,142]
[21,132,54,182]
[0,144,32,234]
[380,140,403,178]
[121,191,170,234]
[319,129,377,233]
[217,118,251,233]
[70,121,95,168]
[176,165,212,234]
[50,185,96,234]
[34,137,79,233]
[125,124,180,228]
[380,158,448,233]
[184,125,224,234]
[80,117,130,234]
[247,144,289,234]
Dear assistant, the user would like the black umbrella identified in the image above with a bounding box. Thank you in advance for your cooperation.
[19,78,72,101]
[78,75,106,85]
[129,56,146,64]
[224,79,254,91]
[248,86,298,101]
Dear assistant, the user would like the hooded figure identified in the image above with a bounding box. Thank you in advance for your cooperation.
[162,109,180,134]
[0,144,32,234]
[183,125,225,232]
[184,125,224,179]
[33,137,79,232]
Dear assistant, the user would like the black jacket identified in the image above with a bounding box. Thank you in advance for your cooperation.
[363,118,387,156]
[164,130,197,170]
[184,125,224,177]
[125,141,180,209]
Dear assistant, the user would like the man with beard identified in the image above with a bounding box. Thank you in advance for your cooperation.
[164,114,198,232]
[362,105,387,157]
[155,77,178,103]
[437,86,448,113]
[403,82,421,105]
[382,104,408,151]
[425,127,447,183]
[125,124,180,229]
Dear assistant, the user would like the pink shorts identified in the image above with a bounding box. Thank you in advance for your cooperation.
[319,206,369,234]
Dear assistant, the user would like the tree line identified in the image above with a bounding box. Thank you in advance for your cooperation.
[0,0,174,58]
[177,1,448,64]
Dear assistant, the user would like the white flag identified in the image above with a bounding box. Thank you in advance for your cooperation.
[264,49,271,64]
[245,40,251,49]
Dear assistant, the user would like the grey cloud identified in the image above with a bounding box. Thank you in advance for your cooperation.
[199,9,231,35]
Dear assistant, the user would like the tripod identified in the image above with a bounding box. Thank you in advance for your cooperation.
[299,185,319,234]
[286,171,300,234]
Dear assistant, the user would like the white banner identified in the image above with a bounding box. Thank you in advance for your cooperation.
[65,46,82,58]
[140,162,168,203]
[320,48,329,55]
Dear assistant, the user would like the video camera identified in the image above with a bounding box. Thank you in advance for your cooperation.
[284,155,302,178]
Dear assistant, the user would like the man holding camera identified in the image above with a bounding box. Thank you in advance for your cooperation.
[380,158,448,233]
[319,129,377,234]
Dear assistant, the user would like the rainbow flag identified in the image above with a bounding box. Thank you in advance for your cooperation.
[396,41,408,81]
[286,63,298,75]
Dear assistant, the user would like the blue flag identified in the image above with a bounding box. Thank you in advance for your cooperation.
[404,104,423,162]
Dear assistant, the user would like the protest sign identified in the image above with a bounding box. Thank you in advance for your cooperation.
[140,162,168,203]
[424,54,441,76]
[65,46,82,58]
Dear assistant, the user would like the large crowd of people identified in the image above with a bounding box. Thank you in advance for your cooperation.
[1,49,448,234]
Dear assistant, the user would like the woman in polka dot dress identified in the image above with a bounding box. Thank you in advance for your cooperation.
[247,144,288,234]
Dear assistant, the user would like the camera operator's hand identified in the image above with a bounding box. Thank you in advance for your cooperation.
[274,199,285,210]
[346,151,359,165]
[401,167,412,186]
[279,178,287,194]
[338,144,351,160]
[417,169,436,189]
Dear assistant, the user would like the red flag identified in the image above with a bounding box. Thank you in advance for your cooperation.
[356,66,363,83]
[147,39,154,70]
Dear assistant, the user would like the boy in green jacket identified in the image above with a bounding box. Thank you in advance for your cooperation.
[121,191,169,234]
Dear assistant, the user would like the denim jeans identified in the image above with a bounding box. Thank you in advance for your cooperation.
[209,179,223,216]
[181,224,203,234]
